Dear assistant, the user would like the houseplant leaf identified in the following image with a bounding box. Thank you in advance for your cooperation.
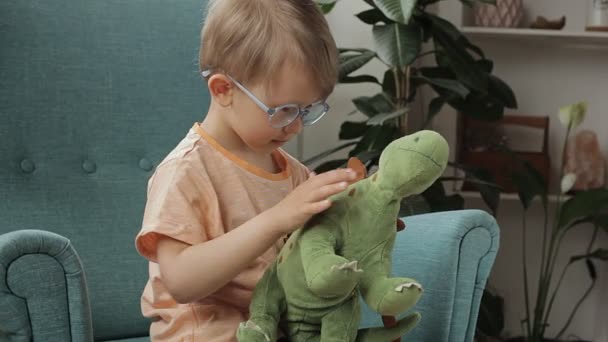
[421,180,465,212]
[373,0,417,24]
[356,8,391,25]
[510,159,548,210]
[316,0,338,14]
[340,74,380,84]
[339,121,369,140]
[352,93,394,117]
[339,49,376,79]
[412,75,470,98]
[423,96,445,127]
[382,70,396,98]
[570,249,608,263]
[558,188,608,230]
[373,23,422,68]
[488,75,518,108]
[349,124,398,157]
[366,107,409,125]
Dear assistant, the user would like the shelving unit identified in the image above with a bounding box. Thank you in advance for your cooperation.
[461,27,608,49]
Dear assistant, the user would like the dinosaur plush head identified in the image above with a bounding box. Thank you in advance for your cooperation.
[375,130,449,198]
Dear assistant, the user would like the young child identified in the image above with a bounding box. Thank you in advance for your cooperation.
[135,0,357,340]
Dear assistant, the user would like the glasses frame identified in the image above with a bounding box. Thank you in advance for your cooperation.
[201,69,329,128]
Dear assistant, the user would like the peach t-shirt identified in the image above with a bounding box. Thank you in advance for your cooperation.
[135,123,309,341]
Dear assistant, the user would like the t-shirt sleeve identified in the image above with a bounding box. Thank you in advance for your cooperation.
[135,159,216,263]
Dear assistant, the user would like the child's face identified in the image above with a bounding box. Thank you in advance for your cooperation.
[229,62,324,155]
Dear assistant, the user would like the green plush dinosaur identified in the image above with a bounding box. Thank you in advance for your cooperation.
[237,130,449,342]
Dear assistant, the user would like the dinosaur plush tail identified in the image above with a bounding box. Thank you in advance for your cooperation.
[355,313,421,342]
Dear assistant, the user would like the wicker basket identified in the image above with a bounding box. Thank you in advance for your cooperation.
[474,0,523,28]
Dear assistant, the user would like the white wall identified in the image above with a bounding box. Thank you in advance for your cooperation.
[295,0,608,340]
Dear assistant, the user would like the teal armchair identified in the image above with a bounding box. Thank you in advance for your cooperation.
[0,0,500,341]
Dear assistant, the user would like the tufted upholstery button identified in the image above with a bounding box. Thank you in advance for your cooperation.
[20,159,35,173]
[82,160,97,174]
[139,158,153,172]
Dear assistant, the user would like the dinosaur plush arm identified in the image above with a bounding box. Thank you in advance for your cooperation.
[299,223,361,299]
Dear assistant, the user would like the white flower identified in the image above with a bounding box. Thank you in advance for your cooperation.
[558,102,587,129]
[561,173,577,193]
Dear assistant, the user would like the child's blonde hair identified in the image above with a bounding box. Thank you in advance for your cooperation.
[199,0,339,99]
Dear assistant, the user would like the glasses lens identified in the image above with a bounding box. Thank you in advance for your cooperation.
[270,105,300,128]
[301,103,328,126]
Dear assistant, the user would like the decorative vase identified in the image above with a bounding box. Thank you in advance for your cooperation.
[587,0,608,31]
[474,0,524,28]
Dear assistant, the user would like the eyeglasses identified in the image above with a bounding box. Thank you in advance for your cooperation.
[201,69,329,128]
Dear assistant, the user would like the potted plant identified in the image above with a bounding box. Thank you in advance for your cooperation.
[311,0,518,214]
[502,102,607,342]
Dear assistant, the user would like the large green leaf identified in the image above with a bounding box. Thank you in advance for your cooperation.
[352,93,394,117]
[424,13,488,92]
[349,124,398,158]
[571,249,608,263]
[373,0,417,24]
[423,96,445,128]
[421,180,465,212]
[339,49,376,79]
[412,75,470,98]
[339,121,369,140]
[373,23,422,68]
[558,189,608,230]
[340,74,380,84]
[382,70,396,99]
[425,11,485,58]
[366,107,409,125]
[448,162,501,215]
[356,8,391,25]
[462,167,500,215]
[316,0,337,14]
[509,158,548,210]
[488,75,518,109]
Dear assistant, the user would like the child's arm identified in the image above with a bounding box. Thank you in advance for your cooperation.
[156,168,357,304]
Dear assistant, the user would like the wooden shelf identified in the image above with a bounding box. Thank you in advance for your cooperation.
[461,27,608,49]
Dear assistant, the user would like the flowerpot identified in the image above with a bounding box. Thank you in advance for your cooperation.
[474,0,524,28]
[587,0,608,31]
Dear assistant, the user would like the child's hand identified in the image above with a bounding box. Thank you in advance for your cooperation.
[269,168,358,235]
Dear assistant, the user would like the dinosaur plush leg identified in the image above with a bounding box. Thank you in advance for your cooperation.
[299,224,361,298]
[237,264,284,342]
[318,296,360,342]
[361,276,422,316]
[355,313,421,342]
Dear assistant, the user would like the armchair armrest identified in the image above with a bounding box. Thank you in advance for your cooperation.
[0,229,93,342]
[359,209,500,342]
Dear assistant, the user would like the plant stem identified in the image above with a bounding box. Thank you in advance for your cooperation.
[542,262,571,329]
[532,204,550,339]
[535,124,571,338]
[555,279,596,339]
[545,223,600,336]
[521,212,532,338]
[400,66,410,136]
